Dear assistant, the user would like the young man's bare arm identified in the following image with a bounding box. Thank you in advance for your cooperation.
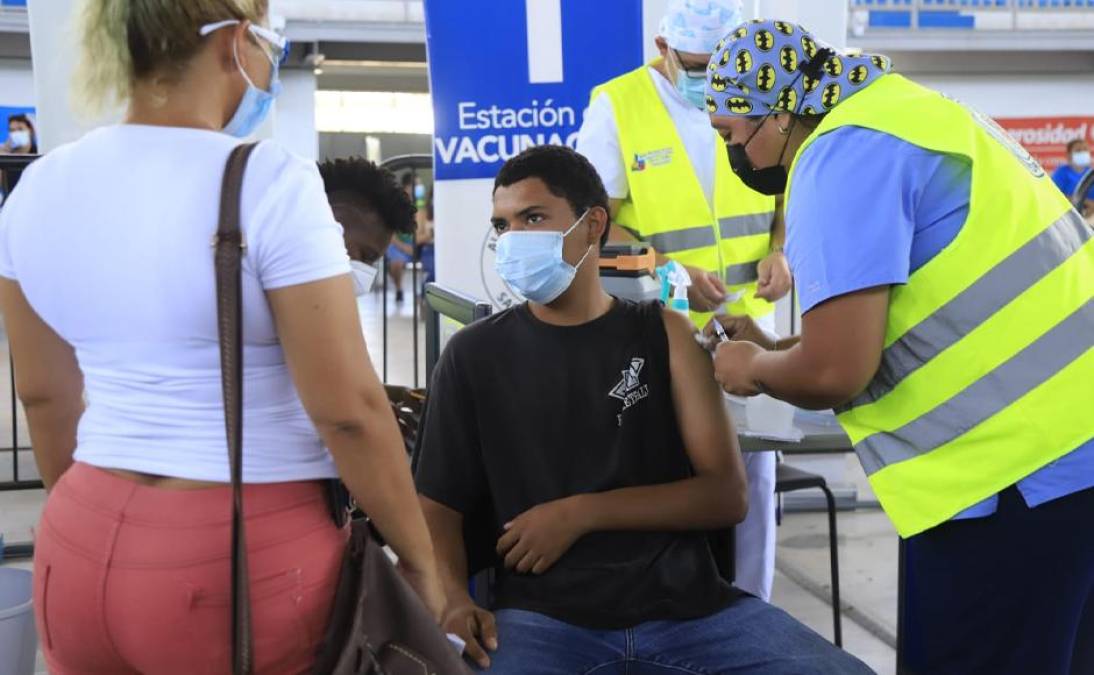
[497,309,748,575]
[569,309,748,531]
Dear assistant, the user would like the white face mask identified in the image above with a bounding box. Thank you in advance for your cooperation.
[8,130,30,149]
[1072,151,1091,168]
[350,260,379,296]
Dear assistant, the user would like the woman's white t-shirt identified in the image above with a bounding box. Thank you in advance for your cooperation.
[0,125,350,483]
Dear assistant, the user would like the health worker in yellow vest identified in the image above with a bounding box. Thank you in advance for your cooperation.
[706,20,1093,675]
[577,0,791,604]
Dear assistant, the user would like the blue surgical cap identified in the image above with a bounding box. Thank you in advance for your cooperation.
[705,19,893,117]
[659,0,744,55]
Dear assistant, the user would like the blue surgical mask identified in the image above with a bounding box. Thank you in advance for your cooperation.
[672,49,708,110]
[495,210,593,305]
[675,71,708,110]
[223,40,282,138]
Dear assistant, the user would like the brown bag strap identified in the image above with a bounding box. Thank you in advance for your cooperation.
[214,142,259,675]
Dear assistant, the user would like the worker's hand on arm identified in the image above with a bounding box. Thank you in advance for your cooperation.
[712,341,767,396]
[688,267,728,312]
[704,314,777,351]
[715,287,889,409]
[496,496,587,575]
[420,496,498,668]
[755,250,792,302]
[0,279,84,489]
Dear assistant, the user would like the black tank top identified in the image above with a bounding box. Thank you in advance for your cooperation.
[415,299,736,629]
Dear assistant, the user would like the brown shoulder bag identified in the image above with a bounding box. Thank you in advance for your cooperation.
[215,143,472,675]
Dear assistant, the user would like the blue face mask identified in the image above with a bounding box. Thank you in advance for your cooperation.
[675,71,708,110]
[223,41,282,138]
[495,210,593,305]
[671,50,708,110]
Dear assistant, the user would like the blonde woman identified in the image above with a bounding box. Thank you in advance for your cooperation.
[0,1,443,672]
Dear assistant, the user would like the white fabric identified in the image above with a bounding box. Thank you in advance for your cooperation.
[0,125,350,483]
[724,310,778,601]
[658,0,744,54]
[578,67,718,210]
[735,450,777,601]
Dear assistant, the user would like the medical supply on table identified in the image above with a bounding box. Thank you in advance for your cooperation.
[712,319,730,343]
[746,394,798,439]
[658,261,693,316]
[598,244,662,303]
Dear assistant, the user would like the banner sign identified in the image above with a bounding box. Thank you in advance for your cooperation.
[424,0,643,181]
[995,116,1094,171]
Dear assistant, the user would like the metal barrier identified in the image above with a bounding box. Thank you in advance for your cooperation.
[0,154,40,561]
[377,153,432,388]
[0,154,41,498]
[1074,168,1094,210]
[422,283,493,383]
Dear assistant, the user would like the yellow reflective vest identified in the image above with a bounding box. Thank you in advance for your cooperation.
[591,63,777,327]
[787,74,1094,537]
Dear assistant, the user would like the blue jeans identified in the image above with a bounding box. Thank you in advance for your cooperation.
[481,597,872,674]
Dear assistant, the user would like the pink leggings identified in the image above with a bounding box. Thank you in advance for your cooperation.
[33,463,347,674]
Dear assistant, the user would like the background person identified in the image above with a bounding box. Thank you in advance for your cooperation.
[0,2,442,672]
[706,20,1093,674]
[577,0,788,602]
[1051,138,1094,217]
[1,113,37,154]
[318,156,418,295]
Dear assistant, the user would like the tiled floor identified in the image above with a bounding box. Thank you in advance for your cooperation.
[0,278,898,674]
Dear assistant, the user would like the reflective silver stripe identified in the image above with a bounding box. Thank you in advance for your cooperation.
[843,210,1092,413]
[725,262,760,285]
[646,226,717,254]
[719,213,772,239]
[856,299,1094,475]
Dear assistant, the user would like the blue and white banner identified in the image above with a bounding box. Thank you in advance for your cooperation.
[424,0,644,181]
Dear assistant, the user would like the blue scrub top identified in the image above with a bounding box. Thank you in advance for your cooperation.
[786,126,1094,521]
[1051,163,1094,202]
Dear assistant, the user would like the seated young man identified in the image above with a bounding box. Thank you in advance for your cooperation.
[318,156,417,294]
[413,146,870,674]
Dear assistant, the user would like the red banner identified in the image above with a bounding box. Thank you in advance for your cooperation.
[994,116,1094,172]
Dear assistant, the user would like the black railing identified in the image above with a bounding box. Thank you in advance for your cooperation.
[377,153,433,388]
[0,154,42,497]
[1,154,41,561]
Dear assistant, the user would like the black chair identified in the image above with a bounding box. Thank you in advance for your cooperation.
[775,463,842,647]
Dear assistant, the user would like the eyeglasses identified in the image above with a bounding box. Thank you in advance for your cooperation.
[672,49,707,80]
[200,20,291,66]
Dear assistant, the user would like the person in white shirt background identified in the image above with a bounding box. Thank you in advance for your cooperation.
[577,0,791,602]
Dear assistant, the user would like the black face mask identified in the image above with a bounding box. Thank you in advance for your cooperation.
[725,114,797,196]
